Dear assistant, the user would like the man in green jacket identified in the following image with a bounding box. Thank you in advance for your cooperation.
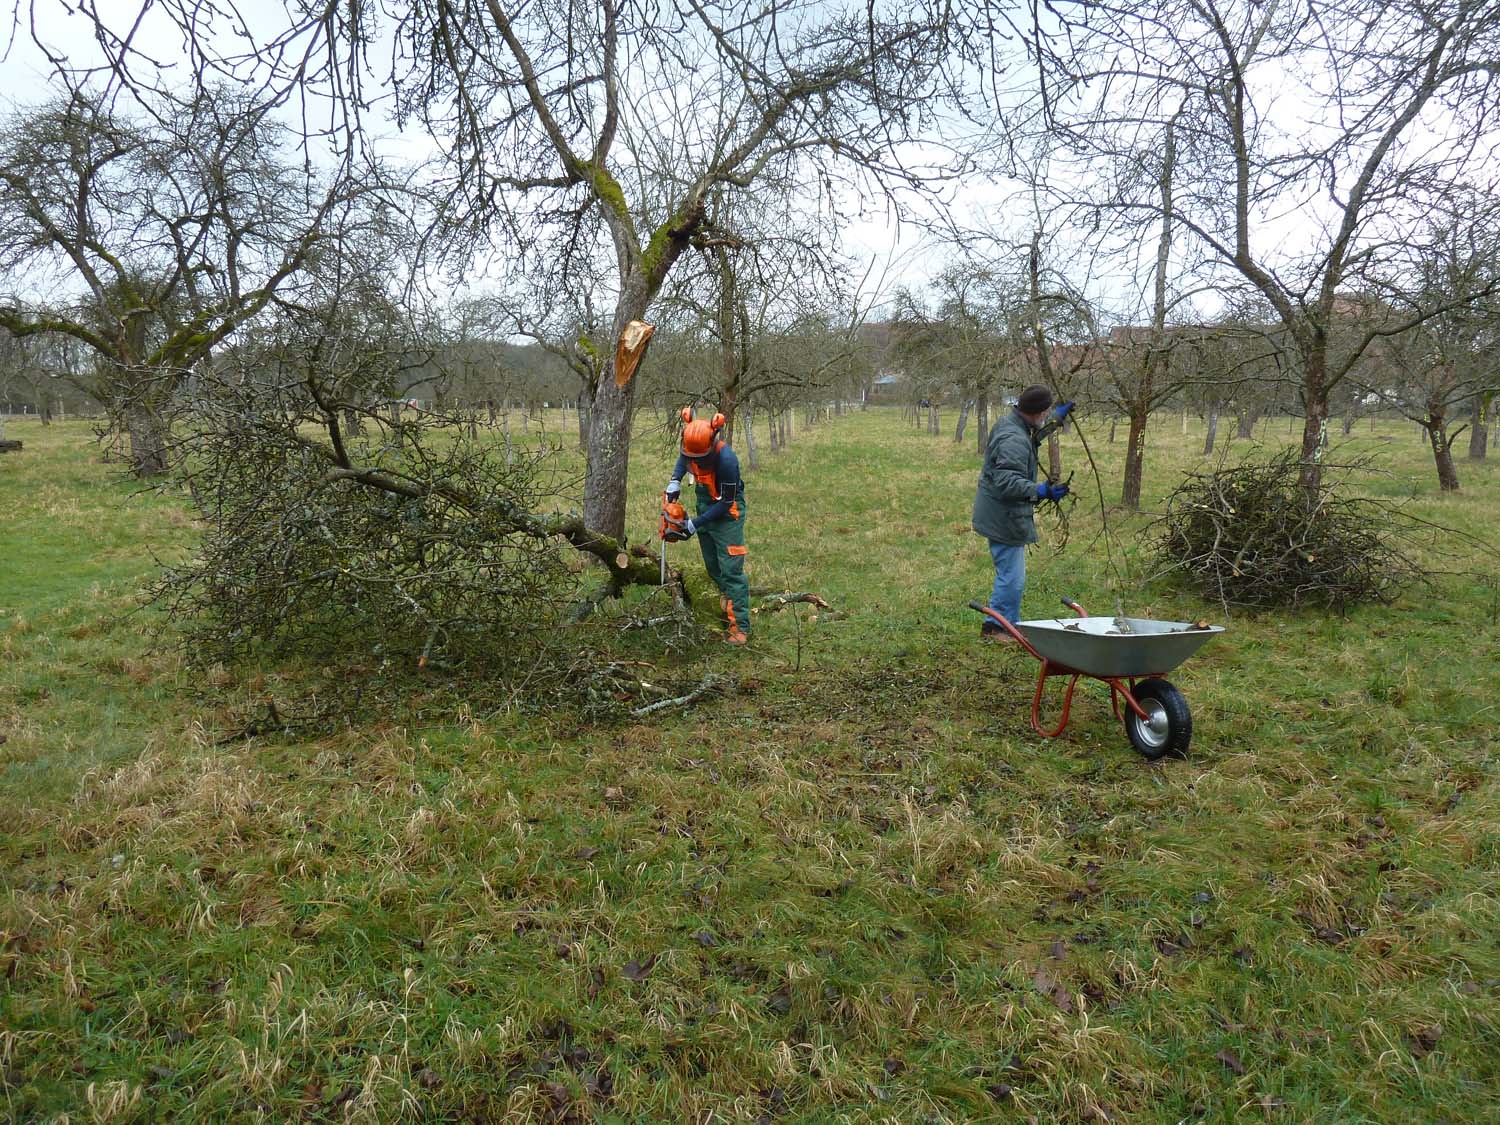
[972,384,1072,640]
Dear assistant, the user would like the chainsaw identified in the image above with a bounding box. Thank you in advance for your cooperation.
[658,491,690,583]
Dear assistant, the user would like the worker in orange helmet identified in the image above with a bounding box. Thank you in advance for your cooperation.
[664,407,749,644]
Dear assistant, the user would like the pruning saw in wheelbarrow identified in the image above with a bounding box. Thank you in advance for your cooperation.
[969,597,1223,759]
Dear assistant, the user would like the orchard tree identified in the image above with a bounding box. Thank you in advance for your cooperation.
[65,0,962,537]
[1356,218,1500,490]
[660,187,859,445]
[1035,0,1500,494]
[0,89,353,476]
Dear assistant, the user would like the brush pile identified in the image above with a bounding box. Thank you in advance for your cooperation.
[1148,450,1426,610]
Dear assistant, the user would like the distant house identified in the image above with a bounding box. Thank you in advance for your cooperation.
[868,372,902,401]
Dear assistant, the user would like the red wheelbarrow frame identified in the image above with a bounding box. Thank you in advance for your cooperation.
[972,598,1157,738]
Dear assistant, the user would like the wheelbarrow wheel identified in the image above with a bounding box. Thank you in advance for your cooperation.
[1124,678,1192,760]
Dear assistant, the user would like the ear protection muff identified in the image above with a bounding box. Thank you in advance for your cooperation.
[681,407,726,431]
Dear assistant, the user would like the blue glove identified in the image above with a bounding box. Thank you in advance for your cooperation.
[1054,401,1075,421]
[665,479,681,502]
[1036,482,1070,501]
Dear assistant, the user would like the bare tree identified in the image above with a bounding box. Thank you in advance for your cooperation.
[67,1,959,535]
[469,270,612,452]
[1035,0,1500,494]
[0,89,350,476]
[657,187,873,450]
[1355,218,1500,490]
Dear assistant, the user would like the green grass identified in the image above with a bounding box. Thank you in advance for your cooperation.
[2,411,1497,1122]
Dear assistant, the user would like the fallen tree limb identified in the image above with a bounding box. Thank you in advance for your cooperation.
[756,592,831,612]
[629,674,726,717]
[621,613,687,630]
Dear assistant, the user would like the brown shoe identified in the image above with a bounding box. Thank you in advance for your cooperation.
[726,627,748,645]
[980,620,1011,643]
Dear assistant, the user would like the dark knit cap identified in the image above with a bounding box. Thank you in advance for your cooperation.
[1017,384,1054,414]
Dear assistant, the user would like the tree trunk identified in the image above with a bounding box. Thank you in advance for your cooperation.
[1297,358,1330,495]
[1108,417,1117,444]
[1202,409,1219,455]
[976,397,989,457]
[1236,409,1256,439]
[743,405,758,470]
[344,406,363,436]
[716,246,743,444]
[1468,392,1489,460]
[127,407,169,478]
[721,381,740,445]
[954,398,972,443]
[769,409,779,452]
[1122,405,1148,509]
[388,399,402,442]
[1120,116,1172,512]
[1427,423,1461,491]
[1426,400,1461,491]
[1046,432,1061,483]
[582,365,629,534]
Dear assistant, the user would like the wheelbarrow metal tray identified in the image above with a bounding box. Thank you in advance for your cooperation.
[1017,616,1224,678]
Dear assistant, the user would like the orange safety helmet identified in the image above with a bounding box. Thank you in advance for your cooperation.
[680,406,725,457]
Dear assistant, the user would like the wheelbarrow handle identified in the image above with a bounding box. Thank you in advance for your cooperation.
[969,600,1019,631]
[968,601,1041,659]
[1061,596,1087,618]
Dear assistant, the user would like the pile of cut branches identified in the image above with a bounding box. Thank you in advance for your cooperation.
[1147,450,1427,611]
[150,309,674,709]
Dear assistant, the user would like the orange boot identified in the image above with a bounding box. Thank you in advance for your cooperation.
[724,596,747,644]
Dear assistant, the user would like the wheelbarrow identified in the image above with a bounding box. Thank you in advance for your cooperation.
[968,598,1224,759]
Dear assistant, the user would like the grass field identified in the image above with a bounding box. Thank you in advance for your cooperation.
[2,410,1497,1123]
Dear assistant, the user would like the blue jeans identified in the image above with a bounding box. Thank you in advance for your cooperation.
[988,540,1026,624]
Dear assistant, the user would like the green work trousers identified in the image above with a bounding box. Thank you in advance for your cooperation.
[695,486,750,635]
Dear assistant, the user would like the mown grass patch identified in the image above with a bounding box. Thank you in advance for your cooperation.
[2,412,1497,1121]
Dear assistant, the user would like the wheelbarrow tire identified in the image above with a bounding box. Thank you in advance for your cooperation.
[1124,678,1192,760]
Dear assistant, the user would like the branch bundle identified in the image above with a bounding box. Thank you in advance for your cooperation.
[1148,450,1426,611]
